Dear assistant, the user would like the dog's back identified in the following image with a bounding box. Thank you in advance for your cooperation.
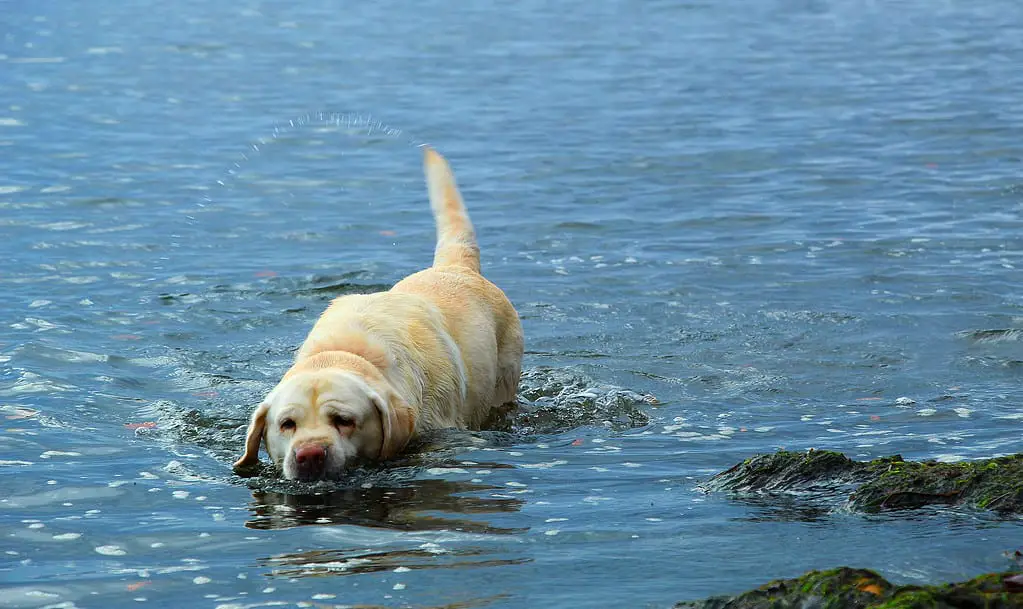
[391,148,523,427]
[297,148,522,430]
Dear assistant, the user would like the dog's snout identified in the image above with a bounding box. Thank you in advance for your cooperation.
[294,444,327,478]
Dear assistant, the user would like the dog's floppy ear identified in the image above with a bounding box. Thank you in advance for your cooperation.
[234,401,270,471]
[371,391,415,460]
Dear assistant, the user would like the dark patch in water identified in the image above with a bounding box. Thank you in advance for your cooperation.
[957,328,1023,343]
[552,221,605,231]
[262,545,528,583]
[286,281,389,299]
[155,273,391,309]
[246,477,527,534]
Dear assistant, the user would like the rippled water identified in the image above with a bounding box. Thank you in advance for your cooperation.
[2,0,1022,607]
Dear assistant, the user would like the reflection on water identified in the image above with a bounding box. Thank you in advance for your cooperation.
[246,477,527,534]
[725,493,839,524]
[261,546,530,579]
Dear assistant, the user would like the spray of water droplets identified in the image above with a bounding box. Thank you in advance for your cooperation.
[186,111,427,223]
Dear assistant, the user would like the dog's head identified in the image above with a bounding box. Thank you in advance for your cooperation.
[233,369,415,481]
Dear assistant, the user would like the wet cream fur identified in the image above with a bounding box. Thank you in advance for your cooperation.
[234,148,524,480]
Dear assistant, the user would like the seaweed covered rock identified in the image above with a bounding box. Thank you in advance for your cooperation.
[704,449,869,493]
[851,455,1023,513]
[675,567,1023,609]
[703,449,1023,515]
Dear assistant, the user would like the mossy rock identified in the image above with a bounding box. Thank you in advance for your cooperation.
[704,449,867,493]
[703,449,1023,515]
[852,454,1023,513]
[675,567,1023,608]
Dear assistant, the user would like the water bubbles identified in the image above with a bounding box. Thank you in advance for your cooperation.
[39,451,81,459]
[94,545,126,556]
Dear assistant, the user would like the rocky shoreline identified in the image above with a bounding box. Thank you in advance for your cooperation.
[676,449,1023,607]
[701,449,1023,514]
[675,566,1023,608]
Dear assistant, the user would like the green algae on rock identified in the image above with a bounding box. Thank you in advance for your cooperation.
[702,449,1023,514]
[675,567,1023,609]
[852,454,1023,513]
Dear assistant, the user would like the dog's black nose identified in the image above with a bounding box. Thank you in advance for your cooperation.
[294,444,327,478]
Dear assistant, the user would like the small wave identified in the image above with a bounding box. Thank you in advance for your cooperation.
[136,366,655,490]
[956,328,1023,343]
[513,366,653,435]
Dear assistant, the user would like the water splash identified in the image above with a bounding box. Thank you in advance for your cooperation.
[185,111,427,224]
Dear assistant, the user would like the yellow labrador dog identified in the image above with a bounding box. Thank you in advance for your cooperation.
[234,148,523,481]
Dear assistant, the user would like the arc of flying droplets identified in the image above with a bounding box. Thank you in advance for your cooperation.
[187,112,429,223]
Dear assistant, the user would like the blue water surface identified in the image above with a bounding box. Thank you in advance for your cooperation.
[1,0,1022,607]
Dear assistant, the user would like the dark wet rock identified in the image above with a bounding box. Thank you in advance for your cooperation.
[852,454,1023,513]
[704,449,866,494]
[675,567,1023,609]
[703,449,1023,514]
[513,366,653,434]
[1007,575,1023,594]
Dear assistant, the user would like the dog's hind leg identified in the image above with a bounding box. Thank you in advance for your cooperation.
[494,313,524,407]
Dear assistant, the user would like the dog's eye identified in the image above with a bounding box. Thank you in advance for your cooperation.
[280,418,296,431]
[331,414,355,428]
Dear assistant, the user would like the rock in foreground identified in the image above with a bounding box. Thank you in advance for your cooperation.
[703,449,1023,514]
[675,567,1023,609]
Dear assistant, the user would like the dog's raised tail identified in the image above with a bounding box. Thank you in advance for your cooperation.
[423,147,480,273]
